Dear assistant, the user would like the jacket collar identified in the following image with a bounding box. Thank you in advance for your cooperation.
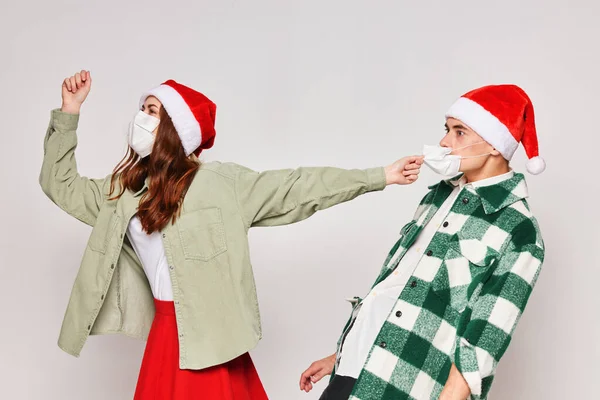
[429,172,529,214]
[133,177,150,197]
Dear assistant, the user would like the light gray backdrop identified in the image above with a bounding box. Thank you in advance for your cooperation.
[1,0,598,399]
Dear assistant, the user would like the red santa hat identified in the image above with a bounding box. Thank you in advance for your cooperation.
[445,84,546,174]
[140,80,216,157]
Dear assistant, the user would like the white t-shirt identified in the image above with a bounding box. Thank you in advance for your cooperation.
[126,216,173,301]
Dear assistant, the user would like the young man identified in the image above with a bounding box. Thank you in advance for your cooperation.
[300,85,546,400]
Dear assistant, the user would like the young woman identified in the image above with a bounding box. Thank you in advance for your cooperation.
[40,70,424,400]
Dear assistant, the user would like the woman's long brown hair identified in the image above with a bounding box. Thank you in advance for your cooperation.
[109,107,200,233]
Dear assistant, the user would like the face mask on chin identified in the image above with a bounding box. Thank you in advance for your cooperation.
[422,141,492,176]
[128,111,160,158]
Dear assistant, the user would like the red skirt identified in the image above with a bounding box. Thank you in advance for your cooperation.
[134,299,269,400]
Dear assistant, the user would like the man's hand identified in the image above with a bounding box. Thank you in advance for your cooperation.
[61,70,92,114]
[299,353,336,393]
[439,364,471,400]
[385,155,424,185]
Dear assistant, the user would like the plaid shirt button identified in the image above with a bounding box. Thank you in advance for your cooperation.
[395,311,402,318]
[410,280,417,288]
[380,341,387,348]
[426,250,433,256]
[462,198,470,204]
[443,221,449,227]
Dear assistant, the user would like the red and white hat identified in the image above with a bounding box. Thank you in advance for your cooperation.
[140,80,216,156]
[445,84,546,174]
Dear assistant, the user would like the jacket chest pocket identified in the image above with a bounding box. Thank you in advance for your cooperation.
[431,236,497,312]
[177,208,228,261]
[381,220,420,273]
[399,220,420,248]
[88,208,119,254]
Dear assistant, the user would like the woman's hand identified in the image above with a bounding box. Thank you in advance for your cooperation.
[385,155,424,185]
[61,70,92,114]
[299,353,336,393]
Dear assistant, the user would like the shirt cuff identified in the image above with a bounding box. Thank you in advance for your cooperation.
[455,337,483,399]
[51,109,80,132]
[365,167,387,191]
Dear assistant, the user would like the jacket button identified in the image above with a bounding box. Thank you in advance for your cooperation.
[169,266,174,270]
[380,341,387,348]
[87,325,91,330]
[426,250,433,256]
[410,280,417,288]
[462,198,469,204]
[110,264,115,269]
[443,221,449,228]
[101,295,104,300]
[162,234,166,238]
[395,311,402,318]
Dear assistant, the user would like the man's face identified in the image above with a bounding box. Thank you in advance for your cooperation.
[440,117,501,173]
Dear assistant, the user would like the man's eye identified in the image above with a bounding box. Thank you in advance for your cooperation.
[457,130,465,136]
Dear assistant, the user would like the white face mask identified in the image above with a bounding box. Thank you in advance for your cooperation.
[128,111,160,158]
[422,141,491,176]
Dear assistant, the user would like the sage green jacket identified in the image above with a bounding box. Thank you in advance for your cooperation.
[40,109,387,369]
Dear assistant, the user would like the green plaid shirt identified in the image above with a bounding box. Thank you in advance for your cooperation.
[336,172,544,400]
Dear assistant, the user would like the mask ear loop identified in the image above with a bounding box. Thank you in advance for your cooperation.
[450,140,487,154]
[460,152,492,159]
[450,141,494,159]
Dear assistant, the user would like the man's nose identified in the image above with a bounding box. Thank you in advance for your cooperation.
[439,136,451,148]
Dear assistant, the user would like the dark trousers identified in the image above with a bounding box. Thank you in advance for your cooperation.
[319,375,357,400]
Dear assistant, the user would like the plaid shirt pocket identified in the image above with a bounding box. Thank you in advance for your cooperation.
[432,235,499,313]
[399,220,420,249]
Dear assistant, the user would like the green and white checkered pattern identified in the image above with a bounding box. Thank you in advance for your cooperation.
[339,173,544,400]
